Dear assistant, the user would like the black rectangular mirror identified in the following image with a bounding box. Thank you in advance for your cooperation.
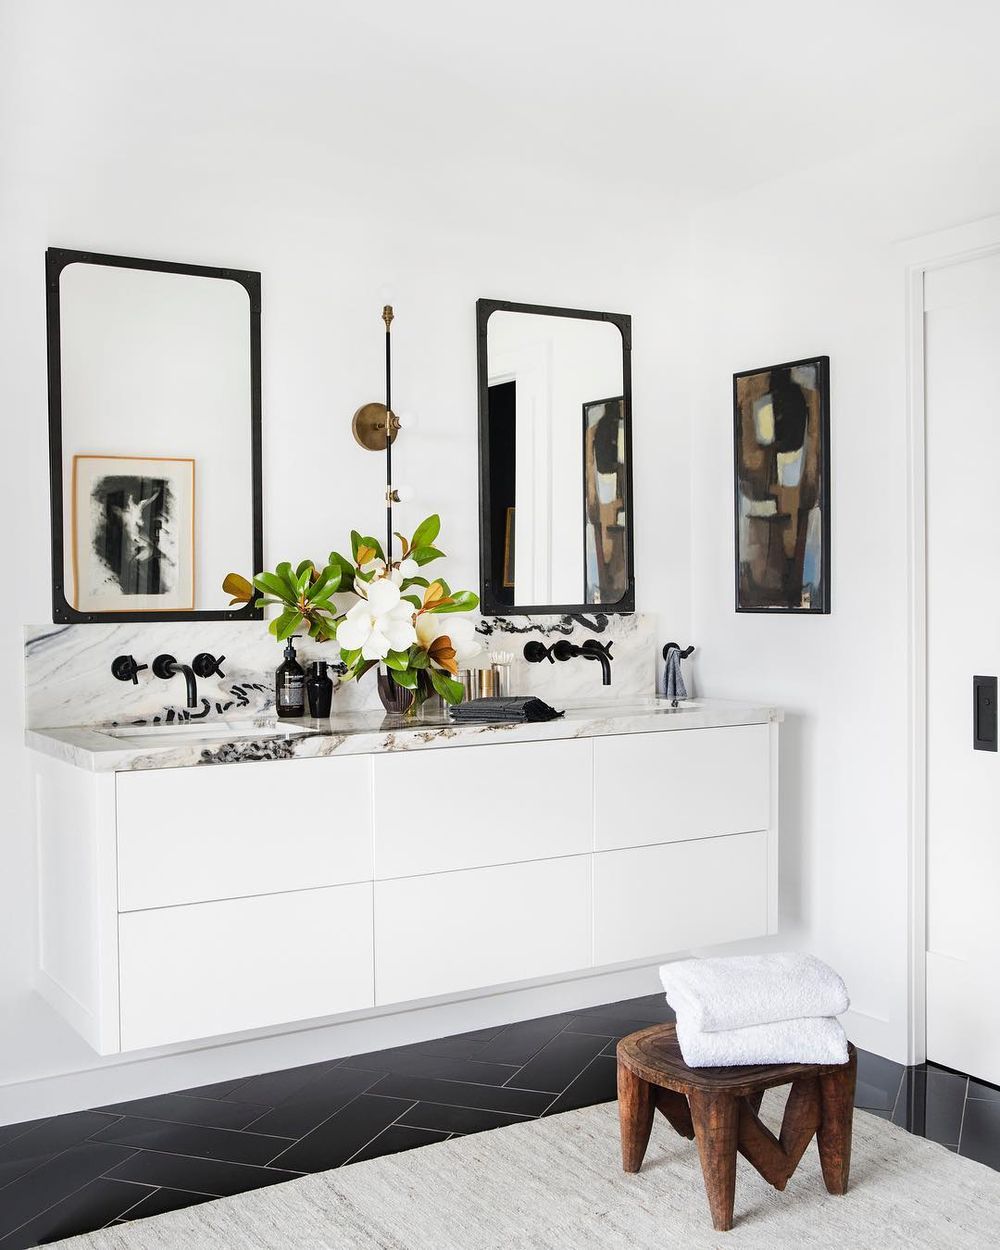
[46,248,263,623]
[476,298,634,616]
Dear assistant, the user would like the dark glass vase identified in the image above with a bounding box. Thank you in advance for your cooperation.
[377,667,414,715]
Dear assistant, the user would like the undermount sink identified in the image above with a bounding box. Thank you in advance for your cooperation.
[104,720,314,742]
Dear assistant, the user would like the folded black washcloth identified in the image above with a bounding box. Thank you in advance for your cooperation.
[449,696,564,724]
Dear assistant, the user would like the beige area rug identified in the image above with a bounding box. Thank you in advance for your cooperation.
[59,1093,1000,1249]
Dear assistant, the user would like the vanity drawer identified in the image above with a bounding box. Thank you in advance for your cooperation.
[372,739,593,879]
[116,756,372,911]
[593,830,770,965]
[118,882,374,1050]
[374,855,592,1004]
[594,724,771,851]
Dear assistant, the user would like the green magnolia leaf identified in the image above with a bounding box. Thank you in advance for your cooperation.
[382,649,410,672]
[408,647,430,669]
[392,667,418,689]
[428,668,464,704]
[275,562,299,596]
[360,535,386,564]
[354,658,378,681]
[410,546,445,566]
[401,594,422,610]
[296,566,312,593]
[338,646,362,667]
[329,551,356,584]
[274,609,304,641]
[350,530,364,561]
[400,576,430,590]
[430,590,480,613]
[295,559,315,580]
[411,514,441,550]
[255,572,294,603]
[307,565,342,602]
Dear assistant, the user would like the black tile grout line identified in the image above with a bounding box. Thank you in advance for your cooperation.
[91,1145,308,1187]
[339,1059,523,1083]
[259,1088,397,1168]
[957,1078,970,1153]
[339,1101,426,1168]
[236,1072,386,1136]
[84,1115,299,1147]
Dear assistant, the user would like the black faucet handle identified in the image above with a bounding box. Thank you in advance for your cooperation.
[111,654,148,685]
[523,641,554,664]
[192,652,226,679]
[582,639,613,658]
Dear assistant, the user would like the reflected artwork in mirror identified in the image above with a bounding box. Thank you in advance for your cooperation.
[46,248,263,623]
[477,299,633,616]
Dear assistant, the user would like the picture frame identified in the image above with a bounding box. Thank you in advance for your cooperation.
[583,395,627,605]
[72,454,195,613]
[733,356,830,613]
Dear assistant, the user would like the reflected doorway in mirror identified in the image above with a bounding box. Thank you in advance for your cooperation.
[72,454,194,613]
[583,395,627,604]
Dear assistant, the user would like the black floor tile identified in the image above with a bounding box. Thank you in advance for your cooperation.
[242,1065,382,1138]
[543,1055,618,1116]
[856,1049,905,1112]
[96,1092,271,1131]
[506,1031,610,1095]
[473,1014,576,1066]
[396,1101,531,1136]
[88,1116,294,1166]
[368,1073,551,1117]
[0,1143,136,1240]
[346,1123,449,1165]
[0,1112,123,1190]
[578,995,675,1024]
[103,1150,302,1197]
[563,1013,657,1040]
[0,1178,152,1249]
[270,1095,414,1173]
[0,1121,45,1151]
[968,1076,1000,1103]
[959,1098,1000,1169]
[892,1068,968,1146]
[402,1025,509,1060]
[174,1077,253,1100]
[339,1045,519,1086]
[600,1039,619,1057]
[217,1060,340,1109]
[118,1185,215,1222]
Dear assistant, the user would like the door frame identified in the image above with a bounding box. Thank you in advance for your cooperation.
[903,213,1000,1065]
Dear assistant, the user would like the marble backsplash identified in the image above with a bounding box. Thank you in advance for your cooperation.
[24,614,659,730]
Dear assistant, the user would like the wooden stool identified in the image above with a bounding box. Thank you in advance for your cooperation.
[617,1023,857,1232]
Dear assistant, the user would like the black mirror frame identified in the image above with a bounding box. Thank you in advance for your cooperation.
[476,297,635,617]
[46,247,264,624]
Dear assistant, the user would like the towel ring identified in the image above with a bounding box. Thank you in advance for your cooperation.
[662,642,695,660]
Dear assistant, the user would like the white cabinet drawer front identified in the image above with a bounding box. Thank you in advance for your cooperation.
[594,831,769,966]
[119,883,373,1050]
[117,756,372,911]
[594,724,770,851]
[375,856,591,1005]
[373,740,592,879]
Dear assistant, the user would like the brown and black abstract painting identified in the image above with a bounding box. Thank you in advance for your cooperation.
[584,395,627,605]
[733,356,830,613]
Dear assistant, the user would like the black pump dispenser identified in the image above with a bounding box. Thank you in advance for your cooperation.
[306,660,334,719]
[276,636,305,718]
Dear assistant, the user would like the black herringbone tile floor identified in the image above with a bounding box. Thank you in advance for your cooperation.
[0,994,995,1247]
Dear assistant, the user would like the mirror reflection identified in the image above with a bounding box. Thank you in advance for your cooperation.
[479,304,631,613]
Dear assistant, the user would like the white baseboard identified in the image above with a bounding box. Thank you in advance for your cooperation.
[0,963,665,1127]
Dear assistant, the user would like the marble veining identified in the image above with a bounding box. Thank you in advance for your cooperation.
[25,699,781,773]
[24,614,658,730]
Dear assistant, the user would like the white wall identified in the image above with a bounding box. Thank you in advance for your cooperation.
[688,114,1000,1063]
[0,6,692,1103]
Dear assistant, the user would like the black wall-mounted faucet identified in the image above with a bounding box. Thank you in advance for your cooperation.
[152,654,199,708]
[523,638,615,686]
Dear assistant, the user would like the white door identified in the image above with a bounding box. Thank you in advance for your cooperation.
[925,251,1000,1084]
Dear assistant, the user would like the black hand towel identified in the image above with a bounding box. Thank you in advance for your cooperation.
[449,696,564,724]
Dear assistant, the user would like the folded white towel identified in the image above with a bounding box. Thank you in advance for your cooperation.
[659,952,849,1032]
[676,1015,849,1068]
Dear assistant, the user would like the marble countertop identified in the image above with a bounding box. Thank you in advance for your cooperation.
[25,698,781,773]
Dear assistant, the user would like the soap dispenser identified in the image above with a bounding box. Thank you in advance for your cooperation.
[275,636,305,718]
[306,660,334,719]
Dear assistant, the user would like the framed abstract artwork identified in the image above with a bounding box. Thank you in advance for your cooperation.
[583,394,627,605]
[733,356,830,613]
[72,454,195,613]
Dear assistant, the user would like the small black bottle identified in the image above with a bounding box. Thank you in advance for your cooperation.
[275,636,305,718]
[306,660,334,719]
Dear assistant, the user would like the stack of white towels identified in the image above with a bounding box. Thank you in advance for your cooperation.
[659,952,851,1068]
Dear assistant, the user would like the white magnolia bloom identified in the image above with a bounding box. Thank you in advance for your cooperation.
[358,556,420,588]
[415,613,482,668]
[337,579,417,661]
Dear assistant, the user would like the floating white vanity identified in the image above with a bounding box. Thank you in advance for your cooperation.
[26,699,780,1057]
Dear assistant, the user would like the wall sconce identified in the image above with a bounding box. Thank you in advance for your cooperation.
[351,305,417,561]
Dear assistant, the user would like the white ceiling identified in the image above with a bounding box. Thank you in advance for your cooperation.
[6,0,1000,207]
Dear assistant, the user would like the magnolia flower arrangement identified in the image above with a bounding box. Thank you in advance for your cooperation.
[223,515,481,706]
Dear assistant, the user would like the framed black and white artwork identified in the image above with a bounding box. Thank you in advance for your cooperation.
[72,455,195,613]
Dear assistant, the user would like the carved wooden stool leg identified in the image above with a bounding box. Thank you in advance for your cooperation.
[817,1050,857,1196]
[618,1063,655,1173]
[689,1089,740,1232]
